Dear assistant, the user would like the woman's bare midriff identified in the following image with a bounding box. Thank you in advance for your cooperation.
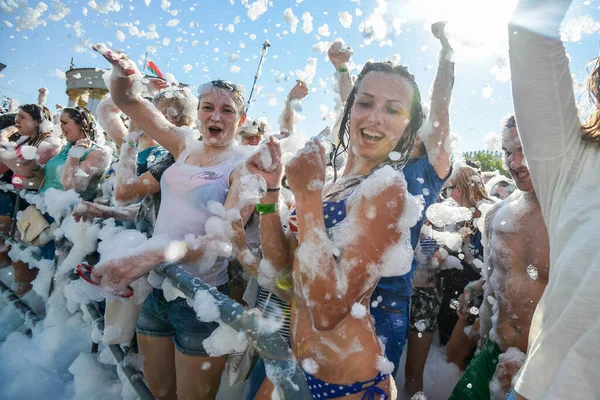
[290,293,392,399]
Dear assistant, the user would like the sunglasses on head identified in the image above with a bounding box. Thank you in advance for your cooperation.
[442,185,456,198]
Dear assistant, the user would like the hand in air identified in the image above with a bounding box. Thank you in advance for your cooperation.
[126,129,144,145]
[328,40,353,69]
[245,136,284,189]
[431,21,450,49]
[92,43,139,77]
[286,137,326,197]
[287,80,309,101]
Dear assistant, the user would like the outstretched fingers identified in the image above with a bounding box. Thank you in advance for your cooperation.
[92,43,138,77]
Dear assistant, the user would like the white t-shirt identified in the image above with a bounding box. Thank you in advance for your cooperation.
[509,1,600,398]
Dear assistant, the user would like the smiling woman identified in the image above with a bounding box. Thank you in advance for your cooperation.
[246,60,425,399]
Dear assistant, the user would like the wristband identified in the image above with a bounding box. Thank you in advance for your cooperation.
[266,187,281,192]
[127,140,137,148]
[256,203,279,215]
[337,67,349,73]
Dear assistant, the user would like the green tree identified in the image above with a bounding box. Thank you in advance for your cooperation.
[465,151,510,178]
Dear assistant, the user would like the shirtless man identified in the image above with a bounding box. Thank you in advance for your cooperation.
[449,116,550,400]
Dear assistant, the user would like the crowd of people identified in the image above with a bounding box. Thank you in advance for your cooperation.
[0,0,599,399]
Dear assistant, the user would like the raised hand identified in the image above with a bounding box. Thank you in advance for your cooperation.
[245,136,284,189]
[328,40,353,69]
[125,129,144,145]
[286,137,326,197]
[92,43,139,77]
[287,80,309,101]
[431,21,450,48]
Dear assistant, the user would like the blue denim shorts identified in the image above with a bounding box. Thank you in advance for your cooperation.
[136,284,228,356]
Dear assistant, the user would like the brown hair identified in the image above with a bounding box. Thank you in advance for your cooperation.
[197,80,245,117]
[152,88,197,127]
[62,106,98,142]
[448,165,493,208]
[18,104,53,147]
[332,61,424,181]
[582,56,600,144]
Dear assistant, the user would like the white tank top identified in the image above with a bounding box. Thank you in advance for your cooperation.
[150,149,245,288]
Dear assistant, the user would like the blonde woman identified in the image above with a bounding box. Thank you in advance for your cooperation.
[439,165,495,370]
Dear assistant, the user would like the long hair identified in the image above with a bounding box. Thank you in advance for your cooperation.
[582,56,600,144]
[449,165,493,209]
[62,106,98,142]
[18,103,53,147]
[331,61,424,183]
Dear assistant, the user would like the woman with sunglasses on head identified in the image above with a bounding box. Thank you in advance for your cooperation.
[437,165,496,370]
[91,44,256,400]
[247,60,424,399]
[0,103,62,295]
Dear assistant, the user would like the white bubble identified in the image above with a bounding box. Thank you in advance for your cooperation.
[388,151,401,161]
[527,264,538,280]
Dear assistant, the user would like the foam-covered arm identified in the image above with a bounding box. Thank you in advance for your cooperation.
[96,96,128,148]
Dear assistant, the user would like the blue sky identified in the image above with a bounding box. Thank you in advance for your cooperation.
[1,0,599,152]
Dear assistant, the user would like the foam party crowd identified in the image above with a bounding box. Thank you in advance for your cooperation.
[1,0,599,399]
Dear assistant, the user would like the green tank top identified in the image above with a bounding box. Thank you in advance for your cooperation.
[40,143,103,201]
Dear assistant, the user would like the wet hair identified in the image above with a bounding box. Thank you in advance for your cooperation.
[448,165,493,208]
[19,104,52,125]
[197,80,245,116]
[332,61,424,181]
[152,88,198,127]
[18,104,53,146]
[582,56,600,144]
[62,106,98,142]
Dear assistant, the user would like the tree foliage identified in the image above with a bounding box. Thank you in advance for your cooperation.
[464,151,510,178]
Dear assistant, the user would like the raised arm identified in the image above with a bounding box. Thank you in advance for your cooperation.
[96,96,128,148]
[93,44,185,158]
[328,40,353,103]
[288,139,406,330]
[508,0,579,163]
[279,80,309,134]
[245,137,296,272]
[425,21,455,178]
